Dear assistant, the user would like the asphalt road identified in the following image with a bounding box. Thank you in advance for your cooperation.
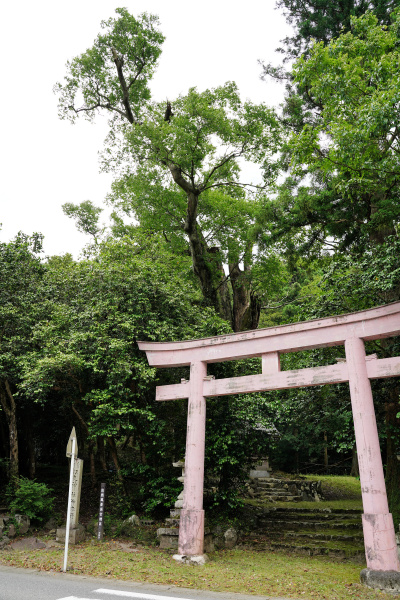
[0,565,286,600]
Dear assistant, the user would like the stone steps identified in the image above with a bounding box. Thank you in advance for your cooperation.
[257,480,295,488]
[268,540,364,558]
[254,494,303,502]
[251,481,303,503]
[259,529,363,541]
[257,491,300,497]
[263,507,361,514]
[244,506,364,558]
[246,477,323,503]
[285,531,364,542]
[259,512,361,522]
[258,519,361,530]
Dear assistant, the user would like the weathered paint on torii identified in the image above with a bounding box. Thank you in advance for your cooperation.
[139,302,400,571]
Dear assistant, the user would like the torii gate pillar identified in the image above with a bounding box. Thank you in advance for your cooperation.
[346,337,398,571]
[178,361,207,555]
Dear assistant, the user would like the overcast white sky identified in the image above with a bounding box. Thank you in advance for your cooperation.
[1,1,291,257]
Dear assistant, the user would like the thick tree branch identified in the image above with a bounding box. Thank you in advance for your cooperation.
[384,127,400,153]
[127,61,145,91]
[71,404,90,435]
[4,378,15,404]
[0,384,11,420]
[111,47,135,124]
[167,163,196,195]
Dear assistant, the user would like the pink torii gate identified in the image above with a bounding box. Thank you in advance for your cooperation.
[139,301,400,576]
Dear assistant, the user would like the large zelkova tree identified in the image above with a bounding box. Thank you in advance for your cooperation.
[55,9,283,332]
[106,84,284,332]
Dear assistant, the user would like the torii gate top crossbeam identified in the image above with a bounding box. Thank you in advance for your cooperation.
[138,301,400,367]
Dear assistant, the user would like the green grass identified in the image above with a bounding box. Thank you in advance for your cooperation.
[243,498,362,510]
[303,475,362,500]
[0,542,392,600]
[243,474,363,511]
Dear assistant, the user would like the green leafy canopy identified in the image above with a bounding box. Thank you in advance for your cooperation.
[54,8,164,125]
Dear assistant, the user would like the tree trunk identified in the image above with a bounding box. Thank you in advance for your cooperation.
[107,436,125,485]
[88,440,97,489]
[169,167,261,332]
[210,247,233,325]
[184,195,233,323]
[97,437,108,474]
[323,430,329,471]
[136,434,147,465]
[0,379,19,482]
[26,426,36,479]
[71,404,97,487]
[350,444,359,477]
[0,413,8,458]
[230,262,260,331]
[184,197,259,331]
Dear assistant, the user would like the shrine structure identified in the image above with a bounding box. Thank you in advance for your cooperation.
[139,301,400,586]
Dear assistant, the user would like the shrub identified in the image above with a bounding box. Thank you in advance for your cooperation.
[8,477,55,523]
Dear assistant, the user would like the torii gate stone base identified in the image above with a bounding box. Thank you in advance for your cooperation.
[139,302,400,593]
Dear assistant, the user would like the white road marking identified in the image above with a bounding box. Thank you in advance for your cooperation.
[95,590,195,600]
[58,590,197,600]
[57,597,101,600]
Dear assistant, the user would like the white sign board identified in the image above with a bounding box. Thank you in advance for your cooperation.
[69,458,83,528]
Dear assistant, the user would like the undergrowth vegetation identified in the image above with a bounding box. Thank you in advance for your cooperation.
[0,544,390,600]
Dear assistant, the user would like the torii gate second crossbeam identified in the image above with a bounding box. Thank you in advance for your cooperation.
[139,301,400,581]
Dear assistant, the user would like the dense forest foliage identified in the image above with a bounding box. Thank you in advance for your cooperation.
[1,2,400,520]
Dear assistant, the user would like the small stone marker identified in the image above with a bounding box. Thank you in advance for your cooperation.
[250,457,270,479]
[157,459,214,554]
[173,459,185,509]
[97,483,106,541]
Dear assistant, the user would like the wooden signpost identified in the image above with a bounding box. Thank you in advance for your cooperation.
[62,427,84,572]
